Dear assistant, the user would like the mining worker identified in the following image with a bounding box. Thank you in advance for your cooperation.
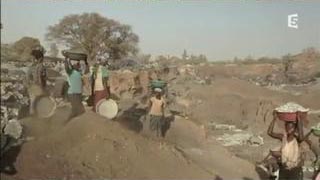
[64,57,89,120]
[27,46,47,115]
[260,111,306,180]
[300,127,320,180]
[148,88,166,138]
[91,58,110,112]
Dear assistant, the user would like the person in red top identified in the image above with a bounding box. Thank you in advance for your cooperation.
[91,59,109,112]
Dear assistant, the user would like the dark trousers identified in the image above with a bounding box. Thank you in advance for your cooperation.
[149,115,164,137]
[68,94,85,120]
[278,166,303,180]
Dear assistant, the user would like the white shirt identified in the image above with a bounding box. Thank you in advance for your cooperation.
[94,66,104,91]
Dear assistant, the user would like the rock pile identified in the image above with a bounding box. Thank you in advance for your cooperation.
[275,102,309,113]
[1,78,29,122]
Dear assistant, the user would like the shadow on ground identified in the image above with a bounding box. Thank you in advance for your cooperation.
[116,103,175,137]
[117,103,145,133]
[0,139,22,176]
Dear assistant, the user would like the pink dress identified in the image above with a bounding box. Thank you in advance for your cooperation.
[316,172,320,180]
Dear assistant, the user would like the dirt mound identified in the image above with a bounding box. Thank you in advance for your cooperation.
[7,110,214,179]
[1,103,264,180]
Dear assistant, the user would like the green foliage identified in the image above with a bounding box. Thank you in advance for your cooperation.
[46,13,139,62]
[12,37,41,61]
[1,37,43,62]
[1,44,19,62]
[182,49,188,60]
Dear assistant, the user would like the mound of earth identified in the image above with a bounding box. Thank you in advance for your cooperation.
[1,103,262,180]
[5,110,208,179]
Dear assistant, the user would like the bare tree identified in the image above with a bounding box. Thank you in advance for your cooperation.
[282,54,294,82]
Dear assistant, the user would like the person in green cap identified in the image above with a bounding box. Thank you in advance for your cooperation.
[91,58,110,112]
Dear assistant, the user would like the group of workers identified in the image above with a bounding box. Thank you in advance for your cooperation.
[27,47,167,139]
[258,111,320,180]
[25,46,320,180]
[28,48,112,120]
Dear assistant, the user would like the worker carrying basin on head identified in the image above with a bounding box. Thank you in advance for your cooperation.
[257,102,319,180]
[148,87,166,138]
[150,77,167,96]
[304,123,320,180]
[27,45,47,115]
[62,50,89,120]
[90,58,110,112]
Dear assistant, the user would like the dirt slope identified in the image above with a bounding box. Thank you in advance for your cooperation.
[1,102,263,180]
[7,109,213,179]
[173,77,320,131]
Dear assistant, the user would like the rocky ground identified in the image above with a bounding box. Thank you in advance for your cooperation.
[1,51,320,179]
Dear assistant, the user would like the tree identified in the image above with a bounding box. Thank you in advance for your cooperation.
[49,43,59,57]
[198,54,207,62]
[282,54,294,82]
[136,54,151,64]
[46,13,139,62]
[182,49,188,60]
[12,37,42,61]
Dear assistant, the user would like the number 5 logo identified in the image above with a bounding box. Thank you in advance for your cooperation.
[288,14,298,29]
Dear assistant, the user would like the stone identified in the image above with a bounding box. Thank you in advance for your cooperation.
[248,135,264,146]
[216,133,253,146]
[209,122,237,131]
[4,119,23,139]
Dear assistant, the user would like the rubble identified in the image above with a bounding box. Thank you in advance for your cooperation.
[216,133,264,147]
[275,102,309,112]
[209,122,237,131]
[216,133,253,146]
[3,119,23,139]
[1,76,29,123]
[248,135,264,146]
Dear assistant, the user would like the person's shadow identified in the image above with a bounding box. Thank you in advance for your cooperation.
[161,113,175,137]
[255,165,272,180]
[0,137,23,175]
[117,103,145,133]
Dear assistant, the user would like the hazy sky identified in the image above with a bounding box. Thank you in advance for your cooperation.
[1,0,320,60]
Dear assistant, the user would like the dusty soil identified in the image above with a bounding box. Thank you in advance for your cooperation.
[1,59,319,180]
[1,102,261,180]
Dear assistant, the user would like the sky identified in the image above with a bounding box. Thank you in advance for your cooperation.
[1,0,320,61]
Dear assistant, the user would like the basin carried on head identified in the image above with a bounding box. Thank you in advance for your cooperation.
[276,111,308,122]
[62,50,87,61]
[276,112,297,122]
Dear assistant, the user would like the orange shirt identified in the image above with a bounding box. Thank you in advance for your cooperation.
[149,97,165,116]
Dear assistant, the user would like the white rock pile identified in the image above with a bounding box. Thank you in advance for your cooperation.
[275,102,309,113]
[1,67,29,143]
